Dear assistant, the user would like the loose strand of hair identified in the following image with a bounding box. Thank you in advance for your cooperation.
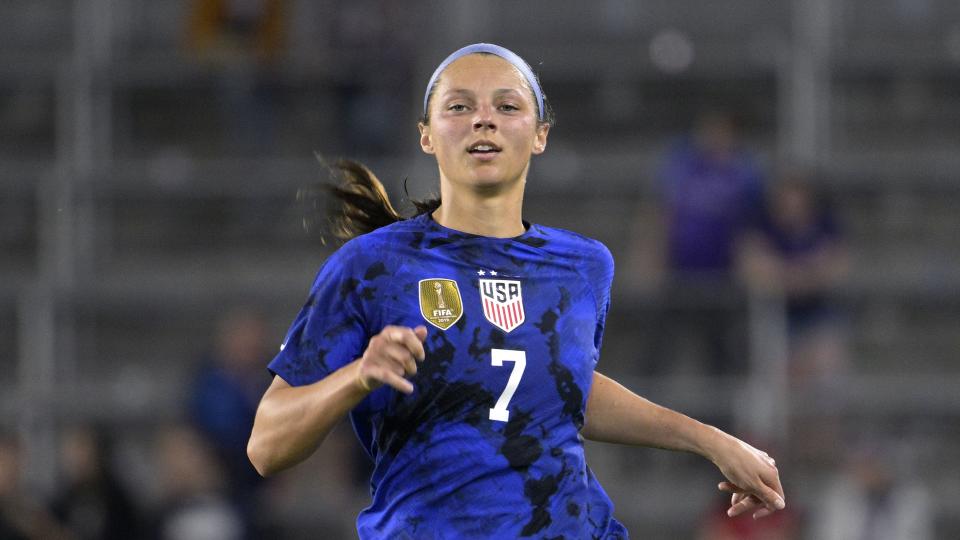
[403,176,441,216]
[302,157,442,244]
[325,159,402,241]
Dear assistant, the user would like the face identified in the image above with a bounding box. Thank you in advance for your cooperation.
[216,309,267,372]
[695,112,736,160]
[60,427,100,481]
[772,181,814,229]
[419,54,549,191]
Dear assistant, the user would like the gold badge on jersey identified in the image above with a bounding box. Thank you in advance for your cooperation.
[419,278,463,330]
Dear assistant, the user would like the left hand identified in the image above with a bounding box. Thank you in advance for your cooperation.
[711,435,785,519]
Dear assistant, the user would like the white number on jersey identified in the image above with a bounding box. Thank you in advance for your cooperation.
[489,348,526,422]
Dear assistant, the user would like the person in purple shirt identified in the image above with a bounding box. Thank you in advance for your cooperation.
[639,110,765,378]
[661,110,765,275]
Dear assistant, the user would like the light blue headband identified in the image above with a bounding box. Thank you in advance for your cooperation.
[423,43,545,122]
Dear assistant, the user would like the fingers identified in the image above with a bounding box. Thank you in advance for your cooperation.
[719,482,770,519]
[358,325,429,394]
[413,325,428,342]
[733,498,774,520]
[383,325,427,361]
[752,507,775,519]
[756,457,786,511]
[727,494,764,518]
[729,492,748,512]
[717,481,742,494]
[715,437,786,520]
[718,467,786,518]
[382,341,419,376]
[763,463,786,501]
[728,478,783,514]
[379,369,415,395]
[762,483,786,513]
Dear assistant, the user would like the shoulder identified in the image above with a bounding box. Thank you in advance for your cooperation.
[534,224,612,261]
[532,224,614,284]
[321,218,424,271]
[341,218,417,250]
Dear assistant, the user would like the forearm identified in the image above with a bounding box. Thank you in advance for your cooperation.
[581,371,726,461]
[247,359,368,476]
[584,373,787,515]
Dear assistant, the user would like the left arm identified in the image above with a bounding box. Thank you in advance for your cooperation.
[582,371,786,519]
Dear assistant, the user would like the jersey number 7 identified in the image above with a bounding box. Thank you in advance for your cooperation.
[488,348,526,422]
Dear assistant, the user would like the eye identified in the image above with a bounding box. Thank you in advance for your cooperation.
[448,103,468,112]
[498,103,520,112]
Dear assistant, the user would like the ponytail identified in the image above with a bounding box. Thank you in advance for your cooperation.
[301,158,441,243]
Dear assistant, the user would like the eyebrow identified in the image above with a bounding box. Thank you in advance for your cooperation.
[441,88,525,99]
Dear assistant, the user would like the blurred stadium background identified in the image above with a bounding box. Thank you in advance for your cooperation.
[2,0,959,538]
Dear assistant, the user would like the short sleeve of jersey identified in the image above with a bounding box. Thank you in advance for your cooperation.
[268,241,375,386]
[582,240,615,353]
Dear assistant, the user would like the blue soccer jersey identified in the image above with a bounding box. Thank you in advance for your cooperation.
[268,212,628,539]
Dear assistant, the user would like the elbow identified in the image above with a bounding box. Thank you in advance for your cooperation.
[246,435,278,478]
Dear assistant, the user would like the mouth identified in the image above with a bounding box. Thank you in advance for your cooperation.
[467,141,502,156]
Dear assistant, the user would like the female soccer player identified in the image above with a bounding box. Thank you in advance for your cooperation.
[247,43,785,538]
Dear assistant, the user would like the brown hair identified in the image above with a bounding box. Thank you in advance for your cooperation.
[300,159,440,243]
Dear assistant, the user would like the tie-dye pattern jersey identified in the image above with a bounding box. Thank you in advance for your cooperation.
[268,212,628,539]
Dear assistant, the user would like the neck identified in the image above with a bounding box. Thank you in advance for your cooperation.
[432,175,526,238]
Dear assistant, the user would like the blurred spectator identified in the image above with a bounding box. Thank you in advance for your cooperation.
[152,424,246,540]
[811,437,933,540]
[50,425,140,540]
[737,170,850,389]
[189,307,271,522]
[633,109,765,376]
[658,110,765,277]
[186,0,287,155]
[0,432,72,540]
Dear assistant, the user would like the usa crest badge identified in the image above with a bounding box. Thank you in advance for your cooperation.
[419,278,463,330]
[479,279,525,332]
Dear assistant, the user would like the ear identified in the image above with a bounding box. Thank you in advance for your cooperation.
[418,122,435,154]
[532,123,550,155]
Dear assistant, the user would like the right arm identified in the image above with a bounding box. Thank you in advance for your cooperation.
[246,361,367,477]
[247,325,427,477]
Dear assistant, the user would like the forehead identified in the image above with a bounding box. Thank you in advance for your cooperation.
[435,54,531,95]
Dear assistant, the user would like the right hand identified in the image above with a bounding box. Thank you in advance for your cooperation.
[356,325,428,394]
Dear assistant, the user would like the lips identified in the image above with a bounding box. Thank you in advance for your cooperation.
[467,140,502,154]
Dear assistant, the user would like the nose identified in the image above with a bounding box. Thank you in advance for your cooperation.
[473,105,496,131]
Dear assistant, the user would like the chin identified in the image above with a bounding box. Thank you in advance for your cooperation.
[469,174,516,191]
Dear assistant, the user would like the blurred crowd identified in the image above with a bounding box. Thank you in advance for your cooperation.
[184,0,414,158]
[1,305,367,540]
[626,109,848,385]
[624,109,934,540]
